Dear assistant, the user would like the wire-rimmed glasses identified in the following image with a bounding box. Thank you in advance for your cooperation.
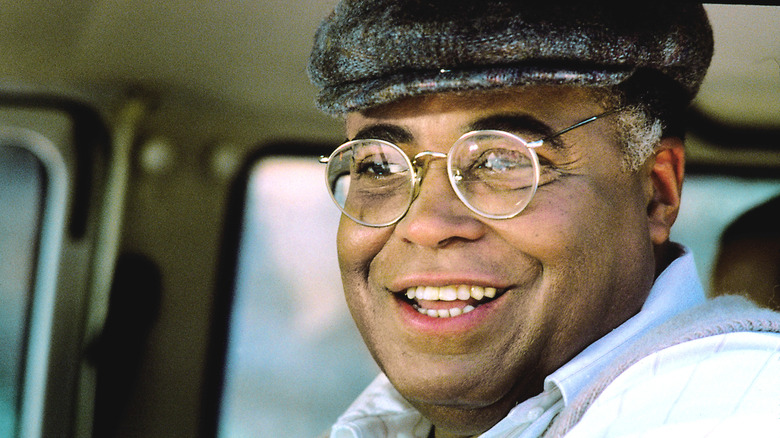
[320,108,621,227]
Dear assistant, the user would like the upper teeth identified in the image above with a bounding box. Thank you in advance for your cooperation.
[405,285,498,301]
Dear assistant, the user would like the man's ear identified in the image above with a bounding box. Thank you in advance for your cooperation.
[647,137,685,245]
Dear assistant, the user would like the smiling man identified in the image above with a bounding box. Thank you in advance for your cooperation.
[308,2,780,437]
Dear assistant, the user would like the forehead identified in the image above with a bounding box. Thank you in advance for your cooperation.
[345,86,606,137]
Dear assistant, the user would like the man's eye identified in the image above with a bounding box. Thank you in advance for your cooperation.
[354,158,405,178]
[471,149,532,174]
[475,151,517,171]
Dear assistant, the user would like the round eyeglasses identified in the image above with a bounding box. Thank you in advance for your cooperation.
[321,109,621,227]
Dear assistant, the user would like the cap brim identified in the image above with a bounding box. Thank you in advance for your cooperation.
[317,66,633,115]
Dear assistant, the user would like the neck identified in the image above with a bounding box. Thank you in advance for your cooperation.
[653,241,681,279]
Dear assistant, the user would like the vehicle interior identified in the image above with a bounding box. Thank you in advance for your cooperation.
[0,2,778,437]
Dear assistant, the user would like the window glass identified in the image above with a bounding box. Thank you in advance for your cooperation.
[672,174,780,292]
[0,144,44,438]
[218,157,378,437]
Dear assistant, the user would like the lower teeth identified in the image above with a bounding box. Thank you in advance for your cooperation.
[414,304,476,318]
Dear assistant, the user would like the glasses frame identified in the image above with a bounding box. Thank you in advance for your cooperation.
[320,107,623,227]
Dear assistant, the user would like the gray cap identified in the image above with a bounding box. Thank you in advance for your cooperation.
[308,1,713,115]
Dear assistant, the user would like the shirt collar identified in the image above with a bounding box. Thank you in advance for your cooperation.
[330,374,432,438]
[544,243,705,405]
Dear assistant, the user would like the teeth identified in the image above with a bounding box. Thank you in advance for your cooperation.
[439,286,457,301]
[457,285,471,300]
[405,284,500,318]
[405,285,499,302]
[415,304,476,318]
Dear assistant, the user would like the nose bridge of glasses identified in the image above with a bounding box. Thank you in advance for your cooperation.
[412,150,447,165]
[405,150,450,204]
[411,150,447,181]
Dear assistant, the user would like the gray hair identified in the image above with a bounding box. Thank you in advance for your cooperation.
[615,106,664,172]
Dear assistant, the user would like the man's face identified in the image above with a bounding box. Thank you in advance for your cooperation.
[338,87,658,434]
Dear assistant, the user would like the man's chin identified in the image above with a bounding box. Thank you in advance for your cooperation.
[388,363,504,405]
[407,395,515,437]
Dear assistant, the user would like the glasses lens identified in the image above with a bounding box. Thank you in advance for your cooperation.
[325,140,414,226]
[449,131,539,218]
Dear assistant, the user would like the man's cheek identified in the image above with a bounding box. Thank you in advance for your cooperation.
[338,223,393,267]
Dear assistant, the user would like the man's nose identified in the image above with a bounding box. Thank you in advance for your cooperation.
[394,161,486,248]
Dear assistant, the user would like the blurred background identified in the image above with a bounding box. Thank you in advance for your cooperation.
[0,2,777,437]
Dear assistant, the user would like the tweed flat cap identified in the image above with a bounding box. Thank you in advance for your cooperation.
[308,1,713,115]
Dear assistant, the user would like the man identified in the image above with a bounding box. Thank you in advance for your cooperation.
[308,2,780,437]
[712,195,780,310]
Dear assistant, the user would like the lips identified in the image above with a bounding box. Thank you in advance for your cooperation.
[399,285,503,318]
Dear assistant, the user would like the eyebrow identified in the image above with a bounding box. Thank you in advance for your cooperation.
[467,113,565,150]
[349,113,567,150]
[350,124,414,144]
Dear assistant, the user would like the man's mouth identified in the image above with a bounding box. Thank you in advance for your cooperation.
[400,285,503,318]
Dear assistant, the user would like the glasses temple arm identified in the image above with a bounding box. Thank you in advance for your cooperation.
[526,107,624,148]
